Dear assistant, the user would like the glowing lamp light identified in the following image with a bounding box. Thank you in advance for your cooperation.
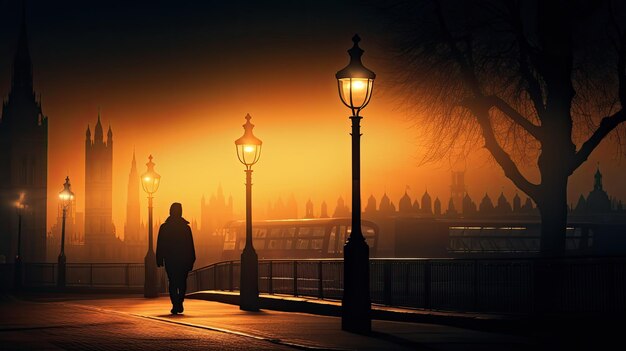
[335,34,376,116]
[14,192,26,210]
[58,177,74,207]
[235,114,263,168]
[141,155,161,195]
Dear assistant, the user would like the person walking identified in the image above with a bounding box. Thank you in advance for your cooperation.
[156,202,196,314]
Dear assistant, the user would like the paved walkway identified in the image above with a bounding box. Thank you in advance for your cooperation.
[0,293,542,350]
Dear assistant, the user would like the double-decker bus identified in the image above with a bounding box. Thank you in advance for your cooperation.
[221,218,379,260]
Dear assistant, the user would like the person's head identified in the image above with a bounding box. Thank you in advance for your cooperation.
[170,202,183,218]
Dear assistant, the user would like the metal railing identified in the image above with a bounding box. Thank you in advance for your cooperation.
[187,257,626,315]
[6,263,167,291]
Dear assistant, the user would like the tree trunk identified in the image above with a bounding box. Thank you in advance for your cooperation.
[536,176,568,256]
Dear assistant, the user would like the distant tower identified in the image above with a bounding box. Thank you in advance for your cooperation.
[462,193,477,215]
[320,201,329,218]
[433,197,442,216]
[513,193,521,212]
[85,110,117,261]
[496,192,512,214]
[421,190,432,214]
[398,191,413,214]
[364,194,377,215]
[585,165,611,213]
[479,193,495,214]
[450,171,466,214]
[333,196,350,217]
[124,151,143,261]
[378,193,395,215]
[305,198,314,218]
[0,4,48,263]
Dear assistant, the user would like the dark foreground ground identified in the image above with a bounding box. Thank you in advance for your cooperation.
[0,293,622,350]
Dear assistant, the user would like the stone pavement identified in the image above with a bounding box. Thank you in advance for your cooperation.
[0,293,544,350]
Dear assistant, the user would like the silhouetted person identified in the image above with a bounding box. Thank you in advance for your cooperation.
[156,203,196,314]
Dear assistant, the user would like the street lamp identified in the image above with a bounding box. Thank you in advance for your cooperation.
[141,155,161,298]
[235,113,262,311]
[336,34,375,334]
[58,177,74,289]
[13,192,26,290]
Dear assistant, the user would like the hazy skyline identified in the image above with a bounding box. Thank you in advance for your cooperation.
[1,0,625,238]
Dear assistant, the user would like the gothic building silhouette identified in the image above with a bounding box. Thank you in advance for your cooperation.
[0,7,48,263]
[85,112,121,261]
[574,166,616,214]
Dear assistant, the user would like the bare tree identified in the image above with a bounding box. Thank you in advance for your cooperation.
[384,0,626,254]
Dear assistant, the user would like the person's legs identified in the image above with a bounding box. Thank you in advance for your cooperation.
[178,271,189,307]
[167,269,180,314]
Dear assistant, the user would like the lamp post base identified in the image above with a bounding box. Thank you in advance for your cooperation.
[57,254,66,289]
[144,250,158,298]
[342,236,371,334]
[14,256,22,290]
[240,247,259,311]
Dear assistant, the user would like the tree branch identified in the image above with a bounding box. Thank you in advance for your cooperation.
[486,95,543,140]
[571,110,626,172]
[471,106,538,199]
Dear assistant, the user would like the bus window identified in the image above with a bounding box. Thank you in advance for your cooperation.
[298,227,311,237]
[269,228,282,237]
[282,228,296,237]
[328,226,337,253]
[268,239,282,249]
[296,239,309,249]
[311,227,325,237]
[311,239,323,250]
[254,228,267,238]
[285,239,293,249]
[223,241,236,250]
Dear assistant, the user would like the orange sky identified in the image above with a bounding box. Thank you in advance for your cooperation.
[1,2,624,240]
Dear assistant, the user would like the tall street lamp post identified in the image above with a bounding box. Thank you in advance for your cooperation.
[335,34,376,334]
[141,155,161,298]
[14,192,26,290]
[58,177,74,289]
[235,113,263,311]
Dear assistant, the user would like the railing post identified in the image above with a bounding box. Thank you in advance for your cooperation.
[424,260,431,309]
[229,261,234,291]
[195,269,201,292]
[293,260,298,297]
[125,264,130,288]
[213,265,217,290]
[473,260,479,311]
[318,260,324,299]
[268,261,273,295]
[384,260,392,305]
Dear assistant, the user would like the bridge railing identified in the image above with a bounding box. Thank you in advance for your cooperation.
[187,257,626,315]
[8,263,167,290]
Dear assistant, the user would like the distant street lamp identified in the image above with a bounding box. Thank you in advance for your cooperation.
[335,34,376,334]
[235,113,262,311]
[141,155,161,298]
[58,177,74,289]
[13,192,26,290]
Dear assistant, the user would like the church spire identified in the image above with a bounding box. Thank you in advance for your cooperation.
[594,163,603,191]
[12,0,33,92]
[94,108,103,142]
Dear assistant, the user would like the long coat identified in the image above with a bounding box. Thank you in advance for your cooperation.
[156,216,196,272]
